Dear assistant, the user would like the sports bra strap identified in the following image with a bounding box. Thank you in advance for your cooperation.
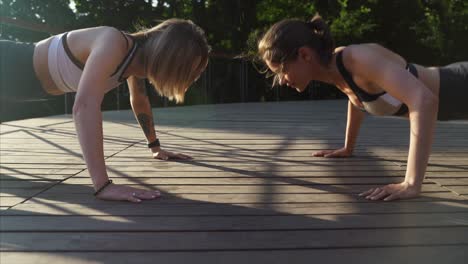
[336,50,385,102]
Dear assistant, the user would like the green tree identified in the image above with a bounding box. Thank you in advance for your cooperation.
[1,0,75,40]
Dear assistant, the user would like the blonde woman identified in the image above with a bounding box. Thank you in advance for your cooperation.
[257,15,467,201]
[0,19,210,202]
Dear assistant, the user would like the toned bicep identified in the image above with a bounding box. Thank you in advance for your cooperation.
[74,29,128,107]
[349,48,431,108]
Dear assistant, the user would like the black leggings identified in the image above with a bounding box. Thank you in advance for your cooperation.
[0,39,48,101]
[438,62,468,120]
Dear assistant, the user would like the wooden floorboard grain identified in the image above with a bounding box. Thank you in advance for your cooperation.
[1,101,467,263]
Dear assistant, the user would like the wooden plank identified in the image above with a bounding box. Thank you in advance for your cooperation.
[97,155,468,163]
[2,227,468,251]
[0,174,72,180]
[2,213,468,232]
[0,158,85,164]
[2,247,468,264]
[0,189,43,197]
[0,197,27,207]
[0,181,58,188]
[74,170,410,178]
[61,177,408,185]
[34,183,444,194]
[443,186,468,195]
[1,100,467,264]
[83,163,408,171]
[71,170,468,178]
[0,164,87,169]
[9,139,455,147]
[4,200,468,216]
[0,154,117,162]
[25,192,464,205]
[0,168,82,175]
[1,163,406,171]
[0,145,123,149]
[280,151,468,158]
[430,179,468,185]
[106,159,403,166]
[2,169,466,180]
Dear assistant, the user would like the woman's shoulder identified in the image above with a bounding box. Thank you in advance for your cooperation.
[333,44,367,64]
[336,43,409,79]
[349,43,407,67]
[60,26,131,71]
[335,43,400,67]
[66,26,124,40]
[66,26,130,52]
[334,43,384,56]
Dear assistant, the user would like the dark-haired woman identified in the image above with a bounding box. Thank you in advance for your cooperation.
[258,14,468,201]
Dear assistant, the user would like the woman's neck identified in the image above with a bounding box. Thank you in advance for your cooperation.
[315,53,349,90]
[124,49,146,79]
[309,57,340,86]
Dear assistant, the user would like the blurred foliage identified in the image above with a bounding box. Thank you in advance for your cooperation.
[2,0,467,61]
[0,0,467,120]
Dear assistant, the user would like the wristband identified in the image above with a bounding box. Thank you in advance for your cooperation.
[147,139,160,148]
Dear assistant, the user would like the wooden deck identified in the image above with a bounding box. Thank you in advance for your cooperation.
[1,100,468,263]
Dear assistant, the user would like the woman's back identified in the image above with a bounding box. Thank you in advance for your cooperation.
[33,26,132,95]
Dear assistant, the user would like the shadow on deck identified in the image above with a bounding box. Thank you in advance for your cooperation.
[1,101,468,263]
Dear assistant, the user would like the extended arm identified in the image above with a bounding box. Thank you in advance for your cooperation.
[349,45,438,201]
[73,28,160,202]
[127,76,192,160]
[344,100,366,153]
[127,77,158,145]
[313,100,365,157]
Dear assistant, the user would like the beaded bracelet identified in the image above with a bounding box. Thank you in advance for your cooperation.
[94,180,113,196]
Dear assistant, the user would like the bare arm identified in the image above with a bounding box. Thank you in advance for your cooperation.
[73,28,160,202]
[127,76,158,145]
[344,100,366,153]
[73,34,117,192]
[349,45,438,201]
[73,95,107,189]
[313,100,365,157]
[405,102,438,188]
[127,76,193,160]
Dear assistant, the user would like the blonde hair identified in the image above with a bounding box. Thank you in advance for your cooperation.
[131,19,210,103]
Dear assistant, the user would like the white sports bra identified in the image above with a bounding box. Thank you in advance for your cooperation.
[47,31,138,93]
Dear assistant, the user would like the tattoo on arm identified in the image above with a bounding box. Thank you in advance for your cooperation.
[138,83,147,96]
[137,113,154,138]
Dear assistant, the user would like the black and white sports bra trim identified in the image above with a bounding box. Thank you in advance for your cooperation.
[336,49,418,116]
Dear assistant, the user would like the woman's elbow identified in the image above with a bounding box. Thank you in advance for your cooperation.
[421,90,438,110]
[410,90,439,114]
[72,101,85,117]
[72,100,100,117]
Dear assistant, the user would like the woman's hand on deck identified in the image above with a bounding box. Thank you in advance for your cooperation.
[151,147,193,160]
[359,182,421,201]
[96,184,161,203]
[313,147,352,158]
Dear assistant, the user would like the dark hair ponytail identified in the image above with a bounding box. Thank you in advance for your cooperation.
[258,13,335,66]
[306,14,334,65]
